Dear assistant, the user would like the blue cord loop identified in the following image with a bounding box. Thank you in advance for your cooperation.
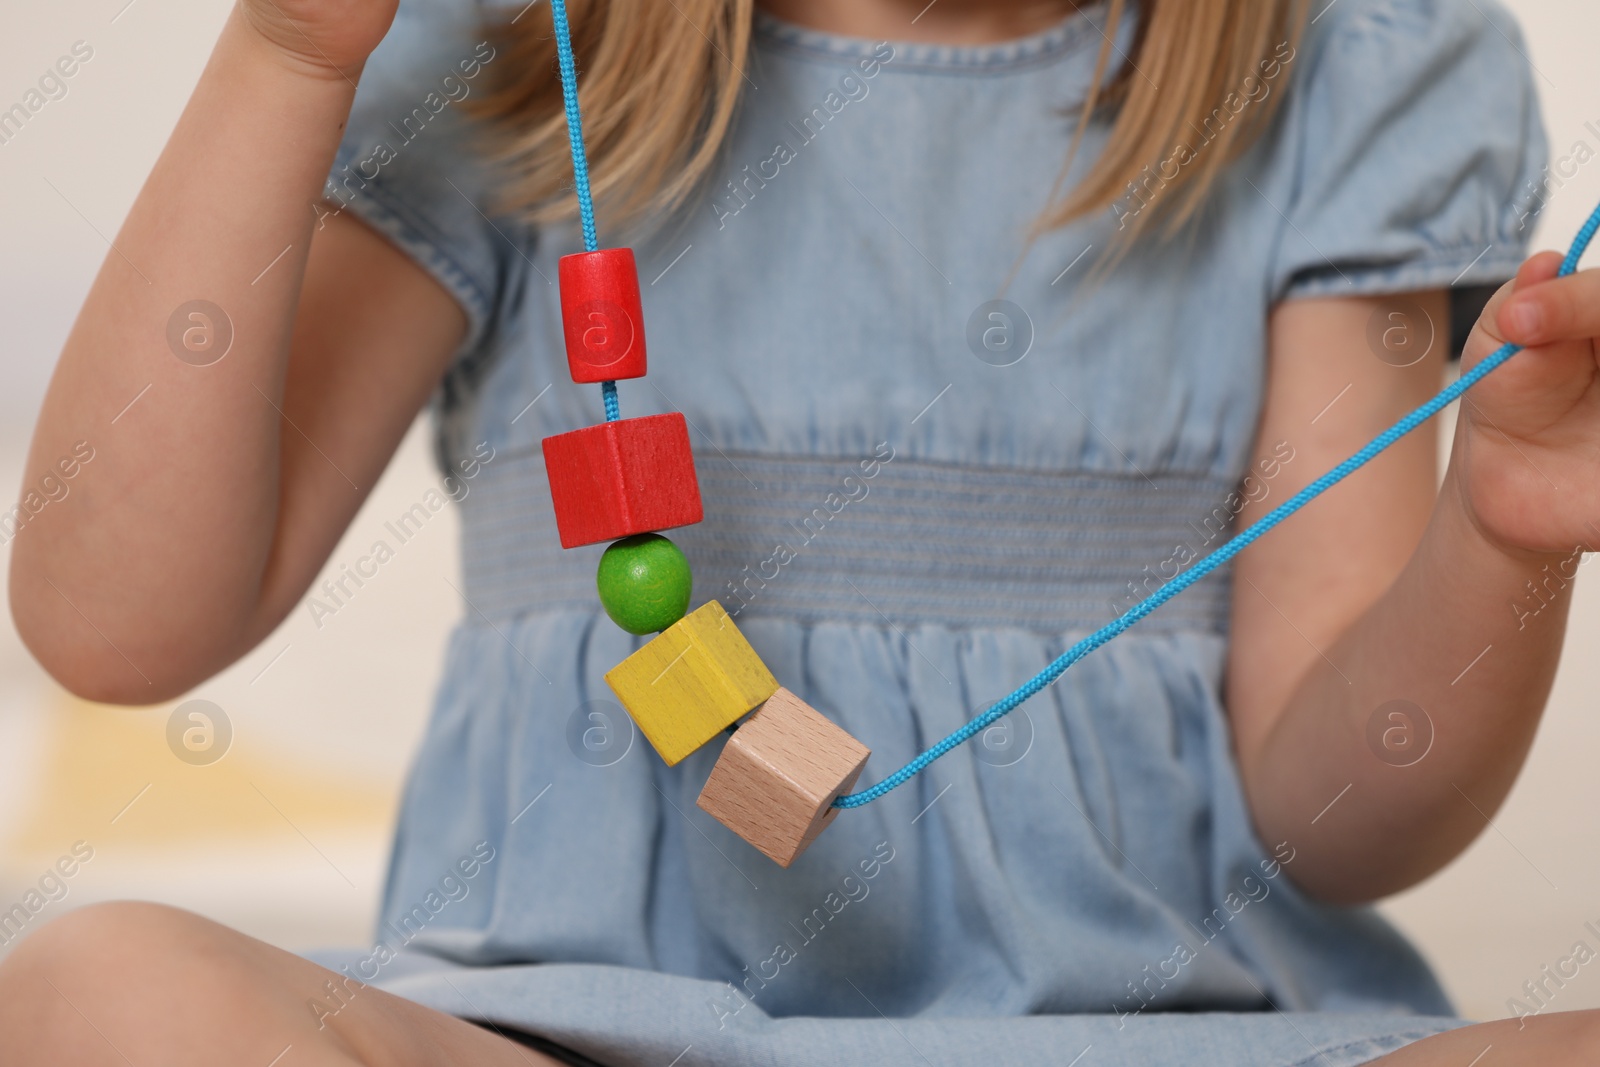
[834,200,1600,809]
[548,0,620,421]
[546,0,1600,811]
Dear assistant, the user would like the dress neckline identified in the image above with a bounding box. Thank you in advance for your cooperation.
[752,3,1118,74]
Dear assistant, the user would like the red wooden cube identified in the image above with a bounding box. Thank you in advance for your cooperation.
[559,248,647,383]
[541,413,702,548]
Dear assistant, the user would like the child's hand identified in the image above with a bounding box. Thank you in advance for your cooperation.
[238,0,399,78]
[1453,252,1600,557]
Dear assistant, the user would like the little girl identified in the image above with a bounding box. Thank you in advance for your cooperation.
[4,0,1599,1062]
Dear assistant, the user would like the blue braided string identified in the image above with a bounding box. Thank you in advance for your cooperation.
[548,0,621,420]
[549,0,597,253]
[835,200,1600,809]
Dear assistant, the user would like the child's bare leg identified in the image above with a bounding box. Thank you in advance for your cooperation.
[0,901,563,1066]
[1368,1012,1600,1065]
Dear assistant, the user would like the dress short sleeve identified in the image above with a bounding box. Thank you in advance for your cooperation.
[1268,0,1547,302]
[323,0,528,363]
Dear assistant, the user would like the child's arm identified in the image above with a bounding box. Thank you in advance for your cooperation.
[1230,261,1595,904]
[9,3,466,704]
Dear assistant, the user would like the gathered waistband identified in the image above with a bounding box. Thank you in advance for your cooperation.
[459,447,1240,635]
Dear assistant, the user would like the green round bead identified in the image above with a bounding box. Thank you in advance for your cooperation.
[596,533,693,635]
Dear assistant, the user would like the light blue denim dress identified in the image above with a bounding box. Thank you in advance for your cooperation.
[313,0,1546,1063]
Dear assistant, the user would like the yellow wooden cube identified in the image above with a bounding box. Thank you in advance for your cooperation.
[604,600,778,766]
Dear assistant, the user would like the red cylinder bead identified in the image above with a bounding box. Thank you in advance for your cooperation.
[558,248,648,383]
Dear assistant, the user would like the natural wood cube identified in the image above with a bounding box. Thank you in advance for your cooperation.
[604,601,778,766]
[697,687,870,867]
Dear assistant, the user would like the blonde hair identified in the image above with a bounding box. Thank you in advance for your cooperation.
[469,0,1307,245]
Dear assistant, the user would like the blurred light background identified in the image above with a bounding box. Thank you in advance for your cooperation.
[0,0,1597,1024]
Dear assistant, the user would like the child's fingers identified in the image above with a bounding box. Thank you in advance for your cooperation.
[1469,253,1557,355]
[1461,254,1596,429]
[1513,249,1565,289]
[1496,252,1600,348]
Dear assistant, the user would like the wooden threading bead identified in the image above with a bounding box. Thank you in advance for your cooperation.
[697,687,871,867]
[596,533,693,635]
[604,601,778,766]
[541,413,703,548]
[558,248,648,383]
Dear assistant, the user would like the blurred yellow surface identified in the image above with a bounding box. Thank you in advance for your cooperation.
[5,692,392,865]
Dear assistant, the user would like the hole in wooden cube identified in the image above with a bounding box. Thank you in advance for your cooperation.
[558,248,647,383]
[604,601,777,766]
[697,687,870,868]
[541,413,703,548]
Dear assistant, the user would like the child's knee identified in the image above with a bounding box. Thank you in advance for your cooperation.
[1376,1011,1600,1065]
[0,901,230,1031]
[0,902,365,1063]
[1519,1009,1600,1062]
[0,903,206,1059]
[5,900,204,974]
